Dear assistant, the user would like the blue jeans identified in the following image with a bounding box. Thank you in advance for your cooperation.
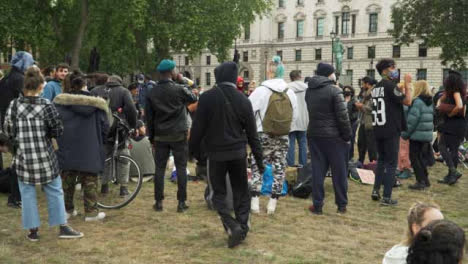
[18,176,67,229]
[287,131,307,166]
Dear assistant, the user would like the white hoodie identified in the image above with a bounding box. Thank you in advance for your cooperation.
[382,244,408,264]
[288,80,309,132]
[249,79,298,133]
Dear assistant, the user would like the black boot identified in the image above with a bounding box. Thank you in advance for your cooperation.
[153,200,163,211]
[177,201,189,213]
[409,182,426,190]
[227,225,243,248]
[119,186,129,197]
[196,164,207,181]
[447,167,462,185]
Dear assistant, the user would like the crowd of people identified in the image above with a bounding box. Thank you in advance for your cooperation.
[0,50,466,262]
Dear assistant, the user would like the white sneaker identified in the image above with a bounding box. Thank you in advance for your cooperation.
[251,196,260,214]
[85,212,106,222]
[267,198,278,215]
[66,210,78,220]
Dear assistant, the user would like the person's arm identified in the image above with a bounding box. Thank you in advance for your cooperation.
[122,89,137,129]
[100,110,110,143]
[45,104,64,139]
[334,89,352,142]
[448,92,464,117]
[402,100,420,139]
[3,101,14,137]
[145,93,155,143]
[180,85,198,105]
[188,94,209,160]
[244,100,265,173]
[402,74,413,106]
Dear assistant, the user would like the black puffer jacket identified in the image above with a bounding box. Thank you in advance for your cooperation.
[305,76,352,141]
[0,67,24,123]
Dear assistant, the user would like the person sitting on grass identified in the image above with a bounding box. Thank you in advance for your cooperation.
[3,66,83,241]
[383,202,444,264]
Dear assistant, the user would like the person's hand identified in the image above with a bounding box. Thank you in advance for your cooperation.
[404,73,412,85]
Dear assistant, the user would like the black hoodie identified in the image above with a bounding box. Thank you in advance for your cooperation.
[189,62,263,165]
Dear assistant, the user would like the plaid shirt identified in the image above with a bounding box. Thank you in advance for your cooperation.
[3,96,63,185]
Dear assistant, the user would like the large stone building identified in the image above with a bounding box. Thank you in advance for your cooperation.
[175,0,464,90]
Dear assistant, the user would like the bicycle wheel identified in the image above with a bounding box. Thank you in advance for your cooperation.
[97,155,143,209]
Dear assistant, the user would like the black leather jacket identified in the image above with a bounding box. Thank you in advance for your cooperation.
[305,76,352,141]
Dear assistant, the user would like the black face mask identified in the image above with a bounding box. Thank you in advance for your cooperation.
[344,91,352,97]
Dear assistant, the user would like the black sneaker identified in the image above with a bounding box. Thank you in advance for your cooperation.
[337,207,347,214]
[120,186,129,197]
[177,201,189,213]
[100,184,109,194]
[308,205,323,215]
[27,228,39,242]
[438,177,450,184]
[7,200,21,209]
[371,190,381,201]
[409,182,426,190]
[153,200,163,212]
[380,197,398,206]
[448,171,462,185]
[227,226,243,248]
[59,225,84,239]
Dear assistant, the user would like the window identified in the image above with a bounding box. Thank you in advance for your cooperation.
[295,50,302,61]
[342,12,350,35]
[351,14,356,34]
[206,55,211,65]
[347,47,353,59]
[297,20,304,38]
[417,69,427,80]
[278,22,285,39]
[393,45,401,58]
[367,69,375,79]
[243,71,250,80]
[205,72,211,86]
[279,0,285,8]
[346,69,353,83]
[419,45,427,57]
[369,13,378,33]
[244,24,250,40]
[315,48,322,60]
[185,56,189,66]
[316,18,324,36]
[368,46,376,59]
[335,16,340,35]
[297,0,304,6]
[277,50,283,60]
[242,51,249,62]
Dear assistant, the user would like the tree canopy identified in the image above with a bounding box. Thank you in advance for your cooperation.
[391,0,468,69]
[0,0,271,74]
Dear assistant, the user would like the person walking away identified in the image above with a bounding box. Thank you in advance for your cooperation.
[91,75,137,196]
[371,59,412,206]
[41,63,69,101]
[356,77,378,166]
[401,81,434,190]
[146,59,197,213]
[3,66,83,241]
[286,70,309,167]
[54,70,110,222]
[249,56,297,215]
[436,70,467,185]
[190,62,264,248]
[306,63,352,215]
[343,85,359,161]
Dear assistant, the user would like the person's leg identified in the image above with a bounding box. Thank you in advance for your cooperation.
[297,131,308,166]
[357,125,367,164]
[42,176,67,227]
[117,146,131,187]
[373,138,386,194]
[409,141,425,187]
[270,135,289,198]
[18,179,40,229]
[286,132,297,166]
[171,140,188,202]
[154,141,171,202]
[227,158,250,234]
[250,134,268,196]
[349,122,358,161]
[439,133,454,168]
[61,170,77,213]
[308,137,329,210]
[81,172,99,216]
[367,130,378,162]
[382,136,400,199]
[8,168,21,205]
[325,138,349,209]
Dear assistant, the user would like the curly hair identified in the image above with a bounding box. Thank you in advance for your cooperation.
[407,220,465,264]
[376,58,395,75]
[444,71,467,99]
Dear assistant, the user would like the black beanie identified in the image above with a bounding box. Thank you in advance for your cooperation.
[316,63,335,77]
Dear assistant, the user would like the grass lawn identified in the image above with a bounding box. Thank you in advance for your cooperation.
[0,159,467,264]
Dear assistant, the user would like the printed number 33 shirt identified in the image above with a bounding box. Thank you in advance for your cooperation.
[371,79,407,139]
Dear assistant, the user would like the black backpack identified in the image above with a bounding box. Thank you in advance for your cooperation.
[292,163,313,199]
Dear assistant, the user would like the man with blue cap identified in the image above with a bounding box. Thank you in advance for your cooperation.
[146,59,197,213]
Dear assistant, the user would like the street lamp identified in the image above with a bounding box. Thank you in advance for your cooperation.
[330,30,337,68]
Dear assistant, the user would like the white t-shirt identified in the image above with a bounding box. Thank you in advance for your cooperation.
[382,244,408,264]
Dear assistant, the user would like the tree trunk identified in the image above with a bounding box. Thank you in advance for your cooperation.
[71,0,89,69]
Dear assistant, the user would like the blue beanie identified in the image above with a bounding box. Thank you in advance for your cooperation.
[157,59,176,72]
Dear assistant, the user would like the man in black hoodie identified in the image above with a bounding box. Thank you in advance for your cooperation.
[189,62,264,248]
[305,63,352,215]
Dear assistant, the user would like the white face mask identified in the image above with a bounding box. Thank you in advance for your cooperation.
[329,73,337,82]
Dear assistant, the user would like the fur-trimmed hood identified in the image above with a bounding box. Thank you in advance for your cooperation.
[54,93,111,120]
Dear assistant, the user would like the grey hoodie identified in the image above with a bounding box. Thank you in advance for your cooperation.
[288,80,309,131]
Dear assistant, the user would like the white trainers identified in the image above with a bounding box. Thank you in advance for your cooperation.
[66,210,78,220]
[85,212,106,222]
[251,196,260,214]
[267,198,278,215]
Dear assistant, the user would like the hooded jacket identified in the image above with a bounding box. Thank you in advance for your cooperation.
[129,136,155,176]
[305,76,352,141]
[42,80,62,102]
[54,92,110,174]
[0,67,24,119]
[189,62,263,165]
[288,80,309,131]
[401,95,434,142]
[249,79,298,133]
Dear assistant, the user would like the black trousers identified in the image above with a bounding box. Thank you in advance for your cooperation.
[357,126,378,163]
[208,158,250,232]
[0,168,21,203]
[308,137,349,209]
[409,141,430,185]
[154,140,188,202]
[439,133,462,169]
[374,136,400,198]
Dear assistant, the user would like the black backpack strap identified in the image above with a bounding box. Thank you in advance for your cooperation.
[216,84,242,124]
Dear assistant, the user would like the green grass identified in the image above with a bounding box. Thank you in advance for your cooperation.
[0,159,467,264]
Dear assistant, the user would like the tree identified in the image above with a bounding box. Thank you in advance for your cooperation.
[391,0,468,69]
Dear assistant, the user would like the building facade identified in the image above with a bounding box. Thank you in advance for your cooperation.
[175,0,464,90]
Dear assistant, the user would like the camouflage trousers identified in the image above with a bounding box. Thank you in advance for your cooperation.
[62,170,99,215]
[250,133,289,197]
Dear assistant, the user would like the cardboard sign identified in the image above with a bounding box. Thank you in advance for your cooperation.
[357,168,375,185]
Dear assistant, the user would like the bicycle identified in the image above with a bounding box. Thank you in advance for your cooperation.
[97,113,143,209]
